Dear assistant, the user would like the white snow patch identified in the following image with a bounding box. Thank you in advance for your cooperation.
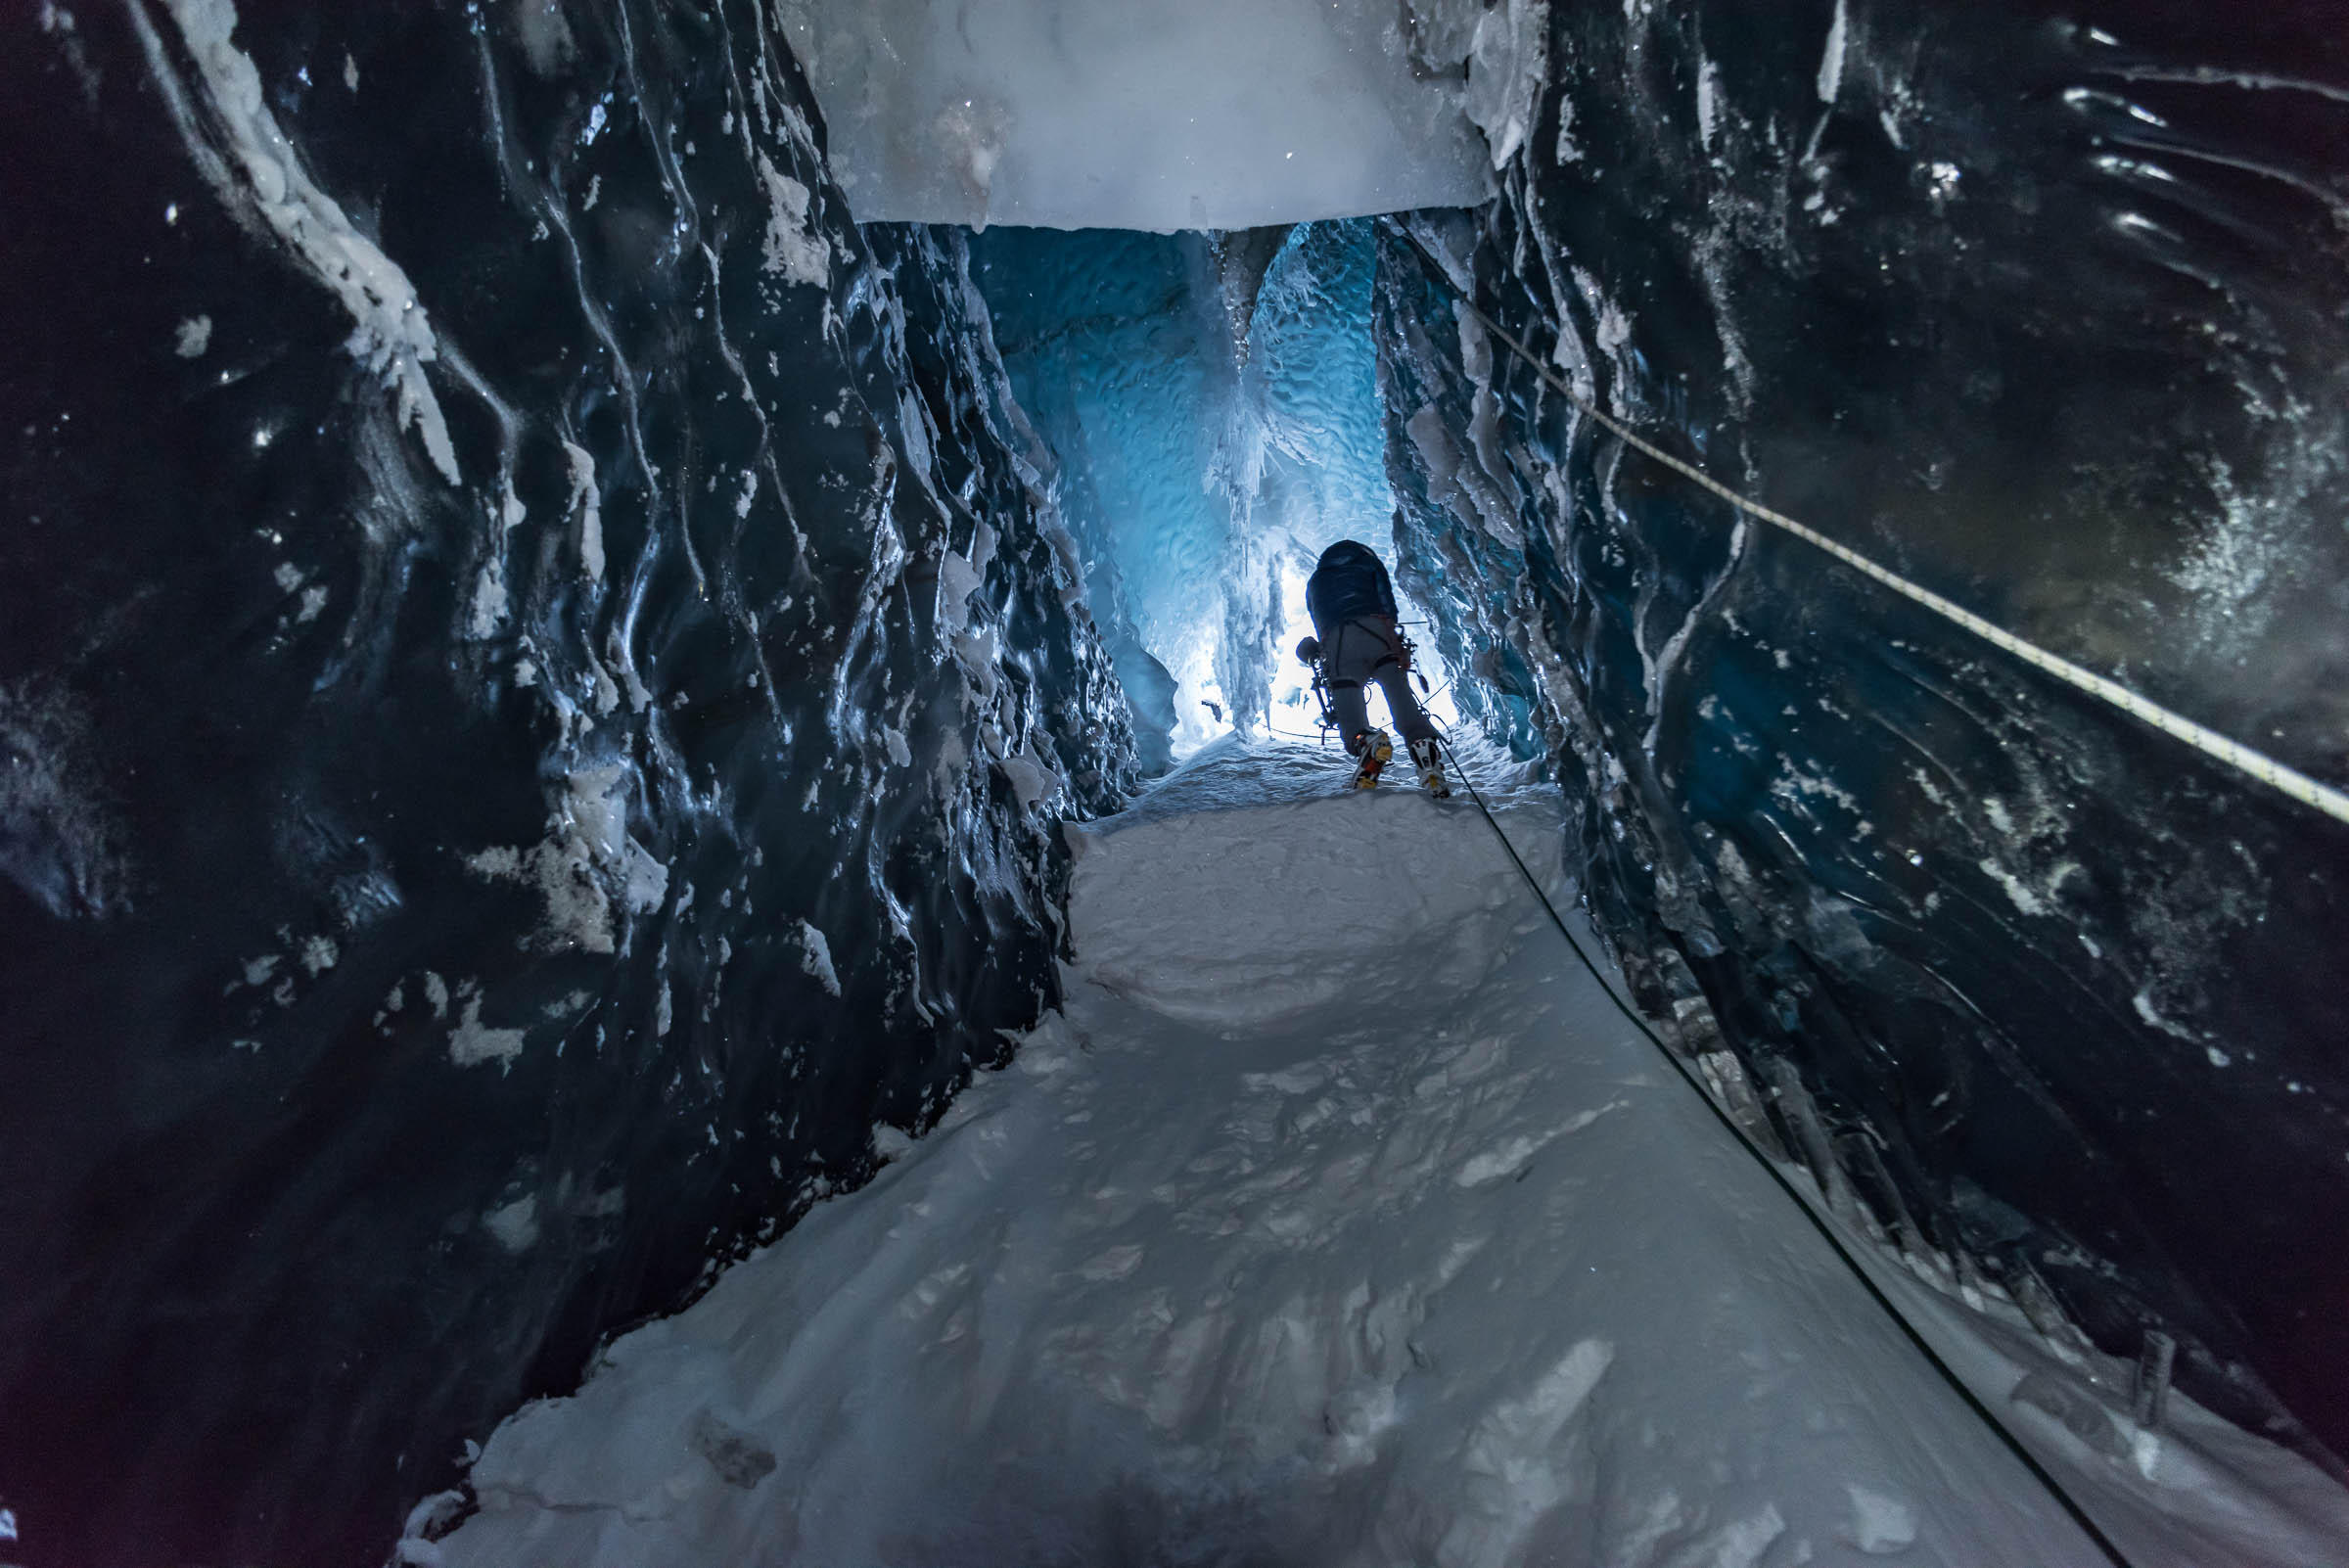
[1845,1483,1916,1553]
[1978,857,2048,917]
[1983,796,2016,836]
[483,1193,539,1253]
[755,153,829,288]
[1817,0,1850,105]
[797,919,842,996]
[508,0,575,76]
[2133,987,2198,1042]
[1696,56,1723,150]
[562,439,603,582]
[448,984,526,1072]
[174,314,212,357]
[1464,0,1550,170]
[993,748,1062,810]
[132,0,461,484]
[464,767,665,953]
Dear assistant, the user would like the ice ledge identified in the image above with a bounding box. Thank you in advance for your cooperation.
[775,0,1497,231]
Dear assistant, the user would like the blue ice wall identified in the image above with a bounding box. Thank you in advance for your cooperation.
[1376,0,2349,1471]
[0,5,1129,1563]
[971,228,1233,760]
[972,220,1418,752]
[1237,221,1394,560]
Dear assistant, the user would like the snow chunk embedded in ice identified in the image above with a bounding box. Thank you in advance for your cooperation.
[1817,0,1851,105]
[447,983,526,1072]
[174,314,211,357]
[482,1193,538,1252]
[1463,0,1550,169]
[993,749,1062,810]
[756,153,829,288]
[1978,856,2048,917]
[131,0,461,484]
[797,919,841,996]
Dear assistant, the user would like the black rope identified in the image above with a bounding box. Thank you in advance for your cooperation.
[1436,736,2136,1568]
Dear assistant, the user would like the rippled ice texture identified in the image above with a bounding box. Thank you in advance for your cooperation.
[973,220,1451,758]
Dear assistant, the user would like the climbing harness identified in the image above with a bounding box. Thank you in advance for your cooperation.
[1383,217,2349,831]
[1437,733,2138,1568]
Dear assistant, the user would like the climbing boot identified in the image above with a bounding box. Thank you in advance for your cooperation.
[1409,737,1452,799]
[1350,728,1393,789]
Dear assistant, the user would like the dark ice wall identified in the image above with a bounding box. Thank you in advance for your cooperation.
[1379,0,2349,1466]
[0,3,1131,1563]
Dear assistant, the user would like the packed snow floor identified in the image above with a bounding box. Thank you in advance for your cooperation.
[430,740,2349,1566]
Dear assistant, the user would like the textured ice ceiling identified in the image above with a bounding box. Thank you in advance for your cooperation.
[771,0,1511,230]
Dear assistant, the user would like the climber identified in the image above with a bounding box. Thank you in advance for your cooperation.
[1296,539,1450,797]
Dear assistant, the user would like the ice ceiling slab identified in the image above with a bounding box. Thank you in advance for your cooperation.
[774,0,1497,230]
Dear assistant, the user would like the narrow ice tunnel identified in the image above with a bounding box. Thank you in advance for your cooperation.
[2,3,2345,1566]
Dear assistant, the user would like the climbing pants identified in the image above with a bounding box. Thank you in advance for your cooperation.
[1323,615,1436,756]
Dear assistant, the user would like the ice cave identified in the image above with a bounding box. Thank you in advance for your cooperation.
[4,2,2347,1564]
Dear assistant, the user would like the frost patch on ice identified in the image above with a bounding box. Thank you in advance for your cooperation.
[994,748,1063,810]
[464,767,667,953]
[448,982,526,1072]
[507,0,576,76]
[1817,0,1850,105]
[1463,0,1550,169]
[2133,986,2198,1042]
[1844,1483,1915,1552]
[466,561,507,639]
[174,314,212,357]
[1978,857,2048,917]
[2169,453,2300,656]
[562,440,603,582]
[483,1193,538,1252]
[797,918,842,995]
[299,934,338,974]
[756,153,830,288]
[132,0,461,484]
[1696,56,1723,150]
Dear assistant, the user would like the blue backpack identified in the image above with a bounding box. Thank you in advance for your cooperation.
[1305,541,1397,635]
